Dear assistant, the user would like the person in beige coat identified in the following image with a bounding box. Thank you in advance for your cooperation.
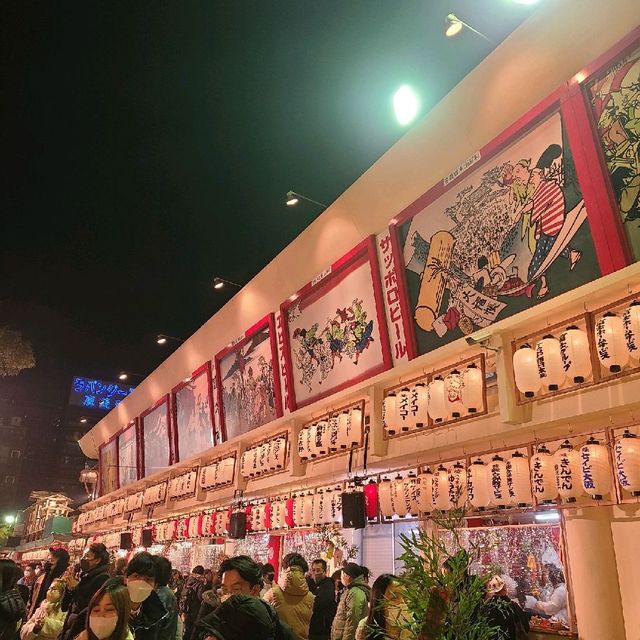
[263,554,314,640]
[20,579,67,640]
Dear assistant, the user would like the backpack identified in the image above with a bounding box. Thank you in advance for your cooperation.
[180,581,202,618]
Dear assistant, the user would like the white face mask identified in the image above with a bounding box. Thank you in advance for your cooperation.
[89,615,118,639]
[127,580,154,603]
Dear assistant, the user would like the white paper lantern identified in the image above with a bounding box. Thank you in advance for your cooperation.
[323,489,335,524]
[394,387,413,433]
[294,494,305,527]
[418,469,434,513]
[264,441,274,471]
[448,462,467,509]
[249,446,260,477]
[513,344,542,398]
[444,370,464,419]
[312,490,324,526]
[257,442,269,475]
[467,459,491,510]
[392,474,408,516]
[337,411,350,450]
[327,417,340,453]
[403,472,420,516]
[410,382,429,428]
[428,376,447,423]
[348,407,363,447]
[614,430,640,496]
[272,437,286,470]
[302,492,315,526]
[240,451,250,478]
[383,392,398,436]
[559,325,592,384]
[531,445,558,504]
[581,436,612,500]
[330,490,342,524]
[315,420,329,457]
[623,302,640,362]
[595,312,629,373]
[461,364,483,414]
[432,465,450,511]
[553,441,583,503]
[307,424,319,458]
[506,452,532,507]
[378,477,394,519]
[536,335,565,391]
[489,455,509,508]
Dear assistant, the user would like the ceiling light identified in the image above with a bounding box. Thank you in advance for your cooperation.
[80,417,88,424]
[118,372,128,381]
[445,14,463,37]
[156,335,167,345]
[393,85,419,126]
[213,277,225,290]
[286,191,299,206]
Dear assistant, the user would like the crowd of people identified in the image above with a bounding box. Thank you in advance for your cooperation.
[0,545,558,640]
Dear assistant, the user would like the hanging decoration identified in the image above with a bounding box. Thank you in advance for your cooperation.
[432,465,450,511]
[581,436,612,500]
[418,468,434,514]
[559,325,592,384]
[513,344,542,398]
[363,480,379,521]
[448,462,466,509]
[461,364,484,414]
[392,474,409,516]
[410,382,429,428]
[553,441,583,502]
[623,302,640,363]
[383,392,398,437]
[378,476,394,520]
[327,416,340,453]
[394,387,413,433]
[506,452,532,507]
[489,455,509,508]
[595,312,629,373]
[428,376,447,423]
[531,445,558,504]
[444,370,464,419]
[536,335,565,392]
[199,455,236,491]
[241,434,288,479]
[402,472,420,516]
[614,430,640,496]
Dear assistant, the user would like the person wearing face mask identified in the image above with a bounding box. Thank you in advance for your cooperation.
[354,574,411,640]
[77,578,132,640]
[263,554,314,640]
[124,553,167,640]
[259,565,275,600]
[20,579,66,640]
[28,548,70,619]
[60,544,111,640]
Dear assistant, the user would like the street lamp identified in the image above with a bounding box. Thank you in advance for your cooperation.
[285,190,327,209]
[118,371,144,382]
[444,13,493,43]
[213,277,242,291]
[3,515,16,525]
[156,334,185,345]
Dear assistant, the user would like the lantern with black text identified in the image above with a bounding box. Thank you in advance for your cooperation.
[513,344,541,398]
[581,436,612,500]
[418,469,434,514]
[595,312,629,373]
[445,370,464,418]
[448,462,466,509]
[272,437,286,470]
[489,455,509,508]
[337,411,350,450]
[383,392,398,436]
[403,472,420,516]
[315,420,329,457]
[614,430,640,496]
[467,459,491,510]
[363,480,379,521]
[307,424,319,459]
[623,302,640,363]
[559,325,592,384]
[302,492,314,526]
[298,428,310,462]
[410,382,429,428]
[432,466,450,511]
[536,335,565,391]
[348,407,363,447]
[293,494,304,527]
[461,363,483,414]
[322,489,334,524]
[395,388,413,433]
[531,445,557,504]
[327,417,340,453]
[506,452,532,507]
[378,477,394,520]
[285,497,295,528]
[312,491,323,526]
[428,376,447,423]
[392,474,408,516]
[554,441,583,503]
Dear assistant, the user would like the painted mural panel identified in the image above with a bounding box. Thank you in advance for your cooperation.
[217,322,280,440]
[587,46,640,259]
[395,112,600,355]
[283,240,390,408]
[99,439,118,495]
[142,399,171,476]
[117,423,137,488]
[175,368,215,461]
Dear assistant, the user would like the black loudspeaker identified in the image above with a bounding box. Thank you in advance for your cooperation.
[120,532,132,550]
[341,492,366,530]
[228,512,247,539]
[141,528,153,548]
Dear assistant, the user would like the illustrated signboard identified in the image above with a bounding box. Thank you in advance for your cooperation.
[586,44,640,260]
[173,363,216,462]
[281,236,391,410]
[117,421,138,488]
[390,108,602,358]
[99,438,118,496]
[215,314,282,441]
[140,396,172,477]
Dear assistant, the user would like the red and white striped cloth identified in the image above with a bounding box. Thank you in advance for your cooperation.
[530,180,565,237]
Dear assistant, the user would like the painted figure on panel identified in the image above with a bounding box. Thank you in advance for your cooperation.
[589,48,640,257]
[176,372,214,461]
[220,329,277,437]
[144,403,170,474]
[399,113,600,355]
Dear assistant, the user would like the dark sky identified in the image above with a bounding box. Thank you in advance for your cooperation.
[1,0,538,404]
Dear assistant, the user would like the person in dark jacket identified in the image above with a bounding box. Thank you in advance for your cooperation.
[307,560,336,640]
[60,543,111,640]
[0,559,27,640]
[192,590,219,639]
[28,548,70,619]
[125,553,168,640]
[485,577,529,640]
[180,567,205,640]
[152,557,178,640]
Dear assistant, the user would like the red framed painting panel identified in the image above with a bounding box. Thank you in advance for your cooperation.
[280,235,392,410]
[117,419,139,488]
[389,87,610,360]
[139,394,173,478]
[214,313,283,441]
[570,26,640,262]
[171,362,217,463]
[98,434,119,496]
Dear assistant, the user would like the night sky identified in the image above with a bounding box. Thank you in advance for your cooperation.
[1,0,538,407]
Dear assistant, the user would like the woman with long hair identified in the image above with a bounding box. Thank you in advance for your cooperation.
[355,574,410,640]
[28,548,70,618]
[77,578,131,640]
[0,559,27,640]
[20,579,66,640]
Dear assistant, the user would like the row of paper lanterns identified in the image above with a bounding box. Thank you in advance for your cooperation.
[383,363,485,436]
[513,302,640,398]
[199,456,236,490]
[298,408,364,461]
[239,435,287,479]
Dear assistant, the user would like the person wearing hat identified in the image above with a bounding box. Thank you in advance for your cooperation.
[485,576,529,640]
[330,564,370,640]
